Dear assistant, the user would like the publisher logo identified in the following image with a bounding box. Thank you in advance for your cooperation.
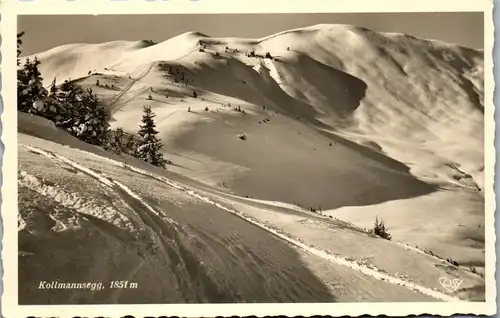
[439,277,463,292]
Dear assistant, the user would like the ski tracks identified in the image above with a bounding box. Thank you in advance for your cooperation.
[20,144,214,301]
[20,143,462,302]
[108,62,157,111]
[22,144,180,229]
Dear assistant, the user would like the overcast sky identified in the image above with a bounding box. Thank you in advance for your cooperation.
[18,12,483,56]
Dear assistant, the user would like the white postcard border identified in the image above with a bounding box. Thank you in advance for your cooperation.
[1,0,496,317]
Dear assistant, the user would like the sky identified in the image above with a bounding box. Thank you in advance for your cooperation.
[18,12,484,56]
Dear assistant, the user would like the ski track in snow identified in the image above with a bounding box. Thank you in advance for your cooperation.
[20,143,463,302]
[18,169,134,232]
[22,144,181,229]
[108,62,157,112]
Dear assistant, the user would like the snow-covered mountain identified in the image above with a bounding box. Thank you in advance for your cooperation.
[18,24,485,304]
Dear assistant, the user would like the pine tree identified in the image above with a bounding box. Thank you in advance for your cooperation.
[49,77,57,96]
[17,31,25,66]
[135,105,167,168]
[55,79,84,130]
[108,127,125,154]
[73,88,110,146]
[28,57,48,113]
[54,81,110,146]
[18,56,48,114]
[43,77,63,122]
[17,57,31,110]
[124,134,136,155]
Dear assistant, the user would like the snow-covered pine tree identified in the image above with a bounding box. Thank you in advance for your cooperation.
[27,57,48,111]
[73,88,111,146]
[42,77,63,123]
[17,57,31,110]
[55,79,84,130]
[18,56,48,114]
[135,105,167,168]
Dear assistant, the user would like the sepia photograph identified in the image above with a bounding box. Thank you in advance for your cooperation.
[2,0,495,316]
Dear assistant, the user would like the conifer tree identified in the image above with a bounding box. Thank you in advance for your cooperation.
[124,134,136,155]
[18,56,48,114]
[54,81,110,146]
[73,88,110,146]
[17,31,25,66]
[55,79,84,130]
[108,127,125,154]
[135,105,167,168]
[43,77,63,122]
[17,57,31,110]
[49,77,57,96]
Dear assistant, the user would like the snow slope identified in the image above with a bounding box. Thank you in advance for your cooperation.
[18,113,484,303]
[19,24,485,302]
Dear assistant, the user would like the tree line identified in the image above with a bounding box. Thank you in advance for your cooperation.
[17,32,168,168]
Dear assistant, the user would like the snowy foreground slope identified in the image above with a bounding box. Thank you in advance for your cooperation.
[18,113,484,303]
[19,24,485,303]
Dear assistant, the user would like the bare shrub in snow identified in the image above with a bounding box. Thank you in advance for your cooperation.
[446,257,459,267]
